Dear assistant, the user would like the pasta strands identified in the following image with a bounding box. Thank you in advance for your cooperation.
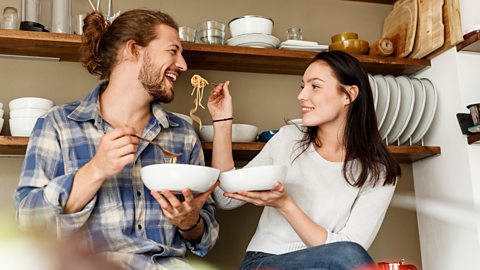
[190,74,209,129]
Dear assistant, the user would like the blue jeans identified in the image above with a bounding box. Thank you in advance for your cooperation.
[239,241,375,270]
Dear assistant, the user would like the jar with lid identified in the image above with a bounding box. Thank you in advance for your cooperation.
[1,7,19,30]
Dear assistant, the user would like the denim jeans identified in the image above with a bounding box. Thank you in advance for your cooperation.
[239,241,375,270]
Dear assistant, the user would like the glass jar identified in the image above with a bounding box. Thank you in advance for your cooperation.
[286,27,303,40]
[1,7,19,30]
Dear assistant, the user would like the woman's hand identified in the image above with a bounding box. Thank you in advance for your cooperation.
[223,181,291,210]
[207,81,232,120]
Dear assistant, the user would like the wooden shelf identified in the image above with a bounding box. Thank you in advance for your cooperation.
[467,133,480,144]
[201,141,440,163]
[0,29,430,76]
[1,136,440,163]
[346,0,396,4]
[456,31,480,52]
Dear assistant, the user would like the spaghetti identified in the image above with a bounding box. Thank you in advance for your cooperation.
[190,74,209,129]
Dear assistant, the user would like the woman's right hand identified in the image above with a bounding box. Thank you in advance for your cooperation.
[89,126,139,180]
[207,81,232,120]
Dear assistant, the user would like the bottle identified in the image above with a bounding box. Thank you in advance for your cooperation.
[51,0,71,33]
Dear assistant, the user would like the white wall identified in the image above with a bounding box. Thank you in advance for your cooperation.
[413,48,480,269]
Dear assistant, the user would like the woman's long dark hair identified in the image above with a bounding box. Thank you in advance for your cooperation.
[297,51,400,187]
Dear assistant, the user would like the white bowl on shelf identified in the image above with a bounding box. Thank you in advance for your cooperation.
[10,108,47,118]
[219,165,287,193]
[229,15,274,37]
[9,117,39,136]
[9,97,54,111]
[140,164,220,193]
[199,124,258,142]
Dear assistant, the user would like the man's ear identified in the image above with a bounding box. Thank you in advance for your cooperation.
[344,85,359,105]
[122,40,140,61]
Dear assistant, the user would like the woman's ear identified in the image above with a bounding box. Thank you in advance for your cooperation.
[344,85,359,105]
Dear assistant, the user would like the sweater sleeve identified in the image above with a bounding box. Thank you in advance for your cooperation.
[325,181,396,249]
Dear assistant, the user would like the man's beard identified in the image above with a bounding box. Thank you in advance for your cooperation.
[138,52,174,103]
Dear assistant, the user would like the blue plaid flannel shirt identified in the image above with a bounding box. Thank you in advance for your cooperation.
[13,82,219,269]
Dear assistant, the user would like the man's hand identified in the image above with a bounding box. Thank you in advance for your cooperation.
[89,127,140,180]
[151,181,218,230]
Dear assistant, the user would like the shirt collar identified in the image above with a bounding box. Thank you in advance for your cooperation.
[67,81,179,129]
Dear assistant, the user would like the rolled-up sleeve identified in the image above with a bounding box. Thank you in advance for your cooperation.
[13,117,95,233]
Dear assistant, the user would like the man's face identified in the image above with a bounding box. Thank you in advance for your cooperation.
[138,24,187,103]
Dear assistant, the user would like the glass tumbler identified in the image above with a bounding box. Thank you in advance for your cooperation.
[1,7,19,30]
[287,27,303,40]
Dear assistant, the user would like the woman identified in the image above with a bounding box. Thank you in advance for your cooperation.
[207,51,401,270]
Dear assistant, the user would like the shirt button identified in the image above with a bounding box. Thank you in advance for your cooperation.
[138,224,142,230]
[136,191,142,196]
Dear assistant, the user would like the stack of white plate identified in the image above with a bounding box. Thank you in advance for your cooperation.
[9,97,54,136]
[0,102,4,134]
[227,33,280,48]
[279,40,328,52]
[369,74,437,145]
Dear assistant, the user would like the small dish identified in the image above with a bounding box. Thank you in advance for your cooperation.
[227,33,280,48]
[219,165,287,193]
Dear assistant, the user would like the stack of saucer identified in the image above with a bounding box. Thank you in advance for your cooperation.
[279,40,328,52]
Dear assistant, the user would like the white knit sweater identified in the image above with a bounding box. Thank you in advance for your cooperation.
[213,125,396,254]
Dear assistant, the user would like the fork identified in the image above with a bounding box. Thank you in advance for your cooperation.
[133,135,183,163]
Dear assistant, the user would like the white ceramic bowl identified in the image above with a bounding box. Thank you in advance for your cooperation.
[9,117,39,136]
[172,112,193,125]
[219,165,287,193]
[199,124,258,142]
[0,118,4,133]
[9,97,54,111]
[0,109,3,118]
[229,15,274,37]
[10,108,47,118]
[140,164,220,193]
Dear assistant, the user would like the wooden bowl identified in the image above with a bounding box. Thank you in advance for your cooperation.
[330,32,359,43]
[328,39,369,55]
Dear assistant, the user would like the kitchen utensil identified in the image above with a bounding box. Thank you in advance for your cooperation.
[21,0,41,23]
[410,78,437,144]
[1,7,19,30]
[286,27,302,40]
[199,124,258,142]
[399,77,426,144]
[382,0,417,57]
[141,164,219,193]
[9,97,54,111]
[467,102,480,126]
[179,26,196,42]
[379,75,401,141]
[219,165,287,193]
[328,39,369,55]
[73,14,86,35]
[226,33,280,48]
[197,20,225,31]
[229,15,273,37]
[369,37,393,57]
[409,0,444,59]
[330,32,358,43]
[377,259,418,270]
[133,134,182,164]
[427,0,463,59]
[51,0,71,33]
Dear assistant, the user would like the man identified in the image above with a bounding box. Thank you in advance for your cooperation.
[13,9,218,269]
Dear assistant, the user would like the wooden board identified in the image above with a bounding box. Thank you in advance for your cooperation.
[382,0,418,57]
[409,0,445,59]
[427,0,463,59]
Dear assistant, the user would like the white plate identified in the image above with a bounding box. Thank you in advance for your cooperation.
[368,74,378,110]
[227,33,280,48]
[399,77,426,144]
[411,78,437,144]
[387,76,415,144]
[373,74,390,129]
[280,40,319,46]
[279,44,328,52]
[379,75,401,140]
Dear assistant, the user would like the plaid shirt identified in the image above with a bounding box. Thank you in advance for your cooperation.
[13,82,219,269]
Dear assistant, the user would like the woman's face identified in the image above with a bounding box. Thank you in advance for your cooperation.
[297,61,350,128]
